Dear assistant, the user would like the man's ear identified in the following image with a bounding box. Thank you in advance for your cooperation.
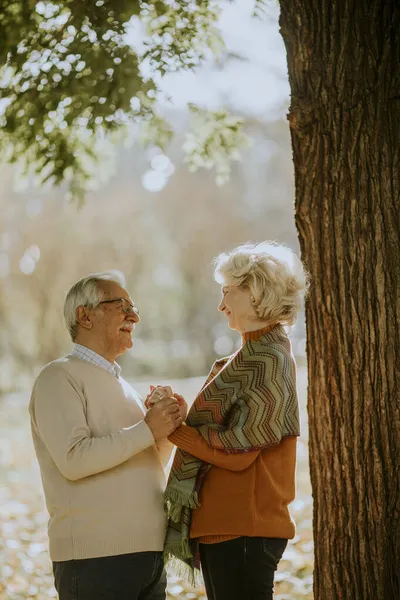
[75,306,94,331]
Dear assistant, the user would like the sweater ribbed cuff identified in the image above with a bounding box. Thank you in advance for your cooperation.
[168,425,195,453]
[125,419,155,452]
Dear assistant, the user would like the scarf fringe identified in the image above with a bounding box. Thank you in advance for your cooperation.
[164,552,203,589]
[165,485,200,522]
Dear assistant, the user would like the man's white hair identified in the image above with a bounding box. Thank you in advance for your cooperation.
[63,270,126,341]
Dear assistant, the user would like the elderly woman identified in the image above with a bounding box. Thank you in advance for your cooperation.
[158,242,308,600]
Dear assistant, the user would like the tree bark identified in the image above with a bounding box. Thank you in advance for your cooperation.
[279,1,400,598]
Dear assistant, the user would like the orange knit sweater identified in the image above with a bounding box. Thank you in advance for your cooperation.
[169,327,298,544]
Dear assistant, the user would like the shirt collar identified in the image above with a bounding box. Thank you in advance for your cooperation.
[71,343,121,378]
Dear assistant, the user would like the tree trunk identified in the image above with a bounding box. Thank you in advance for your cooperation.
[279,1,400,598]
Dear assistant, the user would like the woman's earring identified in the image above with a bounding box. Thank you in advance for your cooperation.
[250,295,256,304]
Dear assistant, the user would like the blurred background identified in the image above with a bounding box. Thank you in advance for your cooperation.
[0,2,312,599]
[0,0,305,392]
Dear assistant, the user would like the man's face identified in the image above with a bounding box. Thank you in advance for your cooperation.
[88,281,140,360]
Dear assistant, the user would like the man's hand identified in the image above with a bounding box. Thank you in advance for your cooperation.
[174,393,188,422]
[144,397,181,440]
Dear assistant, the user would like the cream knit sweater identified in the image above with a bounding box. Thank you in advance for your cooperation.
[29,356,171,561]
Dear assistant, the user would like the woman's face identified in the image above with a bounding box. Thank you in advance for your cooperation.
[218,283,257,333]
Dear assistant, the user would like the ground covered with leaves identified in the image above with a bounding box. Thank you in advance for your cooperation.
[0,370,313,599]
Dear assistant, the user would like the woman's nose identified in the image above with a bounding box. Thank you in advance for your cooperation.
[218,299,225,312]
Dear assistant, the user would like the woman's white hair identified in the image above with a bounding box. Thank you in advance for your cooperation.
[64,270,126,341]
[213,242,309,326]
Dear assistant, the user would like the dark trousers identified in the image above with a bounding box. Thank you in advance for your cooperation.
[53,551,166,600]
[199,537,288,600]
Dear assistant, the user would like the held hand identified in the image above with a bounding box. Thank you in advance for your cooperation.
[144,386,155,410]
[174,393,188,422]
[144,397,182,440]
[145,385,173,409]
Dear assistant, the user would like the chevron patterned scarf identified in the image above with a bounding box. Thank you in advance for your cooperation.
[164,325,300,580]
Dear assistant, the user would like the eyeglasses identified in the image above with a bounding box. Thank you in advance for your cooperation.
[97,298,139,315]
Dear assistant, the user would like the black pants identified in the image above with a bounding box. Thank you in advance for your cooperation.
[199,537,287,600]
[53,551,166,600]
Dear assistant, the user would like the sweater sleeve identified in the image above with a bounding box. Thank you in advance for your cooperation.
[155,438,175,470]
[168,425,260,472]
[30,366,155,481]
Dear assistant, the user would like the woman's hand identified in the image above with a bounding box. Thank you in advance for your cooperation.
[174,393,188,422]
[145,385,173,409]
[144,386,187,423]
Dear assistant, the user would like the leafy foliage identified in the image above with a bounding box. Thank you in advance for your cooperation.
[253,0,268,18]
[141,0,224,75]
[184,104,251,185]
[0,0,253,200]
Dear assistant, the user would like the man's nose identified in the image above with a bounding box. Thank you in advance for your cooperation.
[126,310,140,323]
[218,299,225,312]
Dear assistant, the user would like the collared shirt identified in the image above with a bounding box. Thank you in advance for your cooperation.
[71,343,121,378]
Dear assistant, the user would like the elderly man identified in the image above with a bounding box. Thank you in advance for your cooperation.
[29,270,181,600]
